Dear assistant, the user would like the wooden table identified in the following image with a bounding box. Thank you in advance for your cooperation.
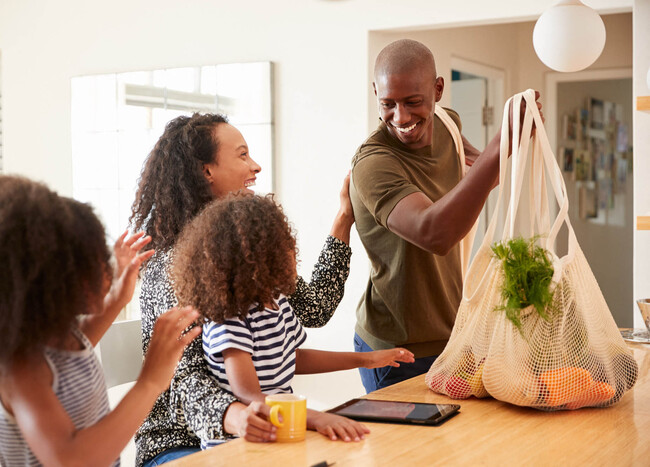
[169,343,650,466]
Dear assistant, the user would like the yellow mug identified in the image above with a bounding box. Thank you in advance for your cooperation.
[265,394,307,442]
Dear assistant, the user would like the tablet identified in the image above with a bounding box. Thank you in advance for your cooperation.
[327,399,460,426]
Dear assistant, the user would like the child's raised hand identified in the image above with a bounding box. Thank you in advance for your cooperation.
[113,230,152,276]
[308,411,370,442]
[364,348,415,369]
[139,306,202,393]
[104,230,155,312]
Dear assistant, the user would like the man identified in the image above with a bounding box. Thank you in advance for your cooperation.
[350,39,541,392]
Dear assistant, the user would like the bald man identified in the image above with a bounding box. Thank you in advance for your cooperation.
[350,39,541,392]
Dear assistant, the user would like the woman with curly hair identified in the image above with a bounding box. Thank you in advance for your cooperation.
[130,113,356,465]
[0,175,200,466]
[172,193,413,447]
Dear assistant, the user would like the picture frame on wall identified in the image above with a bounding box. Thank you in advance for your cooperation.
[561,147,574,173]
[615,157,628,193]
[597,178,613,211]
[578,181,598,220]
[562,113,577,141]
[616,123,628,152]
[575,149,592,181]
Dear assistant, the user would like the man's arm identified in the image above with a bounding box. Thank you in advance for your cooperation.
[387,129,501,255]
[386,93,542,255]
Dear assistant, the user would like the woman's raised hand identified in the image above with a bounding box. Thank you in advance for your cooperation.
[329,172,355,244]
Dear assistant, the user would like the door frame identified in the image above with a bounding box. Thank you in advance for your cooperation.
[544,67,632,222]
[544,67,632,158]
[450,56,506,141]
[450,57,506,256]
[545,67,633,326]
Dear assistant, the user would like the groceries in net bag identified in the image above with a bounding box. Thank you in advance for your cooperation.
[425,89,638,411]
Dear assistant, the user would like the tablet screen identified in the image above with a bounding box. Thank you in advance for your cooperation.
[329,399,459,424]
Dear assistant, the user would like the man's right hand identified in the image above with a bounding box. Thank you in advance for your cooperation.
[508,90,544,155]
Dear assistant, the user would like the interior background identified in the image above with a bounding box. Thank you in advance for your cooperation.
[1,0,647,417]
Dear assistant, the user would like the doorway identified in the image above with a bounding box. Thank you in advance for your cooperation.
[547,69,633,327]
[450,57,505,258]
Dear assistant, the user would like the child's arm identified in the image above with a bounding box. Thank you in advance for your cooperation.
[0,306,200,467]
[222,348,266,405]
[222,348,370,443]
[81,230,154,346]
[294,348,415,374]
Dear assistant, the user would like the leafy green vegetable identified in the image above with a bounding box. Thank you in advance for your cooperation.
[491,236,556,332]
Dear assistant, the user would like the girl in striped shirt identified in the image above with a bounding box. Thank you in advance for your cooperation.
[0,176,201,466]
[172,193,414,445]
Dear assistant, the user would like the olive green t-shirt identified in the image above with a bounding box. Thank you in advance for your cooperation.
[350,110,463,358]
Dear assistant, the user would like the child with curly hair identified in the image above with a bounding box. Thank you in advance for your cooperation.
[0,175,201,466]
[172,193,415,446]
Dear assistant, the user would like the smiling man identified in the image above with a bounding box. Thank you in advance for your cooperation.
[350,39,540,393]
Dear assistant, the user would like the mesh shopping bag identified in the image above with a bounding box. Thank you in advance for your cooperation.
[425,89,638,410]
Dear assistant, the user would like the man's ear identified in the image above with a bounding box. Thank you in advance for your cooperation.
[434,76,445,103]
[372,82,377,97]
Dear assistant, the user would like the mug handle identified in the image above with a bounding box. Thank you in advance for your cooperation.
[269,405,283,428]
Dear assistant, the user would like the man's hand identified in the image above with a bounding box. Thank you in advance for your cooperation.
[508,90,544,155]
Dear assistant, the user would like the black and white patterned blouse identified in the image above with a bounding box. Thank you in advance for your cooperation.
[134,235,351,466]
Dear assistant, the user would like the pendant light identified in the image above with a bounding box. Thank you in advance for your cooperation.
[533,0,606,73]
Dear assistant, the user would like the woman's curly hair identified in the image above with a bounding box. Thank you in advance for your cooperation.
[0,176,111,372]
[172,193,298,323]
[129,113,229,254]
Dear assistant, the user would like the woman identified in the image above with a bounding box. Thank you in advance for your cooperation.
[130,113,358,466]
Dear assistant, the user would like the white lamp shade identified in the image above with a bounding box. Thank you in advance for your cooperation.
[647,66,650,91]
[533,0,606,73]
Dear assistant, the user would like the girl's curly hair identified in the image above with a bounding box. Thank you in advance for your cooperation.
[0,176,111,372]
[129,113,229,254]
[172,193,298,323]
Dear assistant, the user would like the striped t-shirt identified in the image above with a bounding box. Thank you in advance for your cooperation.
[0,328,118,466]
[202,295,307,396]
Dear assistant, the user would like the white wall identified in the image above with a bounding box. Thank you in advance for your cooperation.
[633,0,650,328]
[0,0,636,412]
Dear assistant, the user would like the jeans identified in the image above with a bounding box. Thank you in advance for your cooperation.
[354,333,438,393]
[142,446,201,466]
